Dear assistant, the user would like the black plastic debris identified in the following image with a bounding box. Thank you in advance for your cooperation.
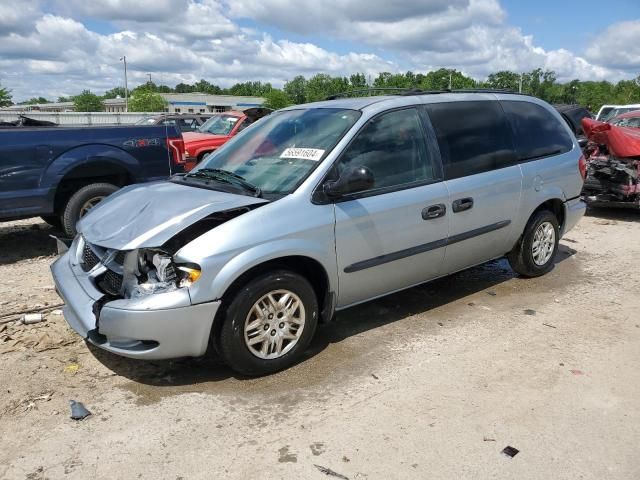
[69,400,91,420]
[501,446,519,458]
[314,464,350,479]
[524,309,536,316]
[487,291,497,296]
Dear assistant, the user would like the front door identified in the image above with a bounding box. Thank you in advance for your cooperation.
[332,107,449,307]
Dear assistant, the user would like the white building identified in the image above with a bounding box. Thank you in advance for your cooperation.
[3,93,265,113]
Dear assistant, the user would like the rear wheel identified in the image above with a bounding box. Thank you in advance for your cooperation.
[507,210,559,277]
[217,270,319,376]
[61,182,119,237]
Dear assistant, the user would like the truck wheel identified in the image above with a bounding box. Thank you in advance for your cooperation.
[40,215,62,229]
[507,210,560,278]
[61,183,119,237]
[217,270,319,376]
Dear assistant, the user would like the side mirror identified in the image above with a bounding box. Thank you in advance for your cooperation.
[323,165,374,199]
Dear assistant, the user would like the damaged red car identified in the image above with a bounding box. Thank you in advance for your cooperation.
[581,114,640,208]
[182,107,272,171]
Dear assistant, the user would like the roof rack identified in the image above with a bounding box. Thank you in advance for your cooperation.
[325,87,521,101]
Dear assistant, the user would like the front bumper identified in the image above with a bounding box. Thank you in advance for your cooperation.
[50,246,220,360]
[562,197,587,236]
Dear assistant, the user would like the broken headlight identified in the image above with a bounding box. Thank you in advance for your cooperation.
[125,249,201,299]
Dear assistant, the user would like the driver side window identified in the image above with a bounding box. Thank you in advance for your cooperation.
[336,108,435,191]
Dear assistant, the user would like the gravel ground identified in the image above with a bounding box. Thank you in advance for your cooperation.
[0,211,639,480]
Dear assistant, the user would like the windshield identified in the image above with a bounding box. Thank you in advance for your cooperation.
[604,107,636,122]
[193,108,361,195]
[198,114,241,135]
[611,113,640,128]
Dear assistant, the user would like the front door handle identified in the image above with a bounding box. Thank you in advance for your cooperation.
[452,197,474,213]
[422,203,446,220]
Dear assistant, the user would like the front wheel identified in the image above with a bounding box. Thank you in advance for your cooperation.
[507,210,560,277]
[217,270,319,376]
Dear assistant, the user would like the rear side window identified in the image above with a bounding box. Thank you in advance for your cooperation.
[425,101,516,180]
[502,101,573,162]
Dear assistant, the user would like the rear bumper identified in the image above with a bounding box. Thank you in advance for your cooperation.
[50,246,220,360]
[562,197,586,236]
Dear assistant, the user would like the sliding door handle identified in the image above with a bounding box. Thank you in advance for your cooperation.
[452,197,474,213]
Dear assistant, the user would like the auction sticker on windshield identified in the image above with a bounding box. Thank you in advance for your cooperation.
[280,148,325,161]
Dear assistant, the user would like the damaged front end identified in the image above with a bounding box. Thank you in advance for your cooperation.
[581,117,640,208]
[50,200,265,359]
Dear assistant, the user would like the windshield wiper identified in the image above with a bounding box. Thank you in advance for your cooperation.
[185,168,262,197]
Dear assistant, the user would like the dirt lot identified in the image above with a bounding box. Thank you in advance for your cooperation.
[1,212,639,480]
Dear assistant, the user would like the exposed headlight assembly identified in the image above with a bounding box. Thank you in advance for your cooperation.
[125,249,201,298]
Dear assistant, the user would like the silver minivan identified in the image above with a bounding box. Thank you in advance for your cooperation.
[51,91,586,375]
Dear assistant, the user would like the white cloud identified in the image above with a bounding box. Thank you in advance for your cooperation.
[585,20,640,71]
[0,0,636,102]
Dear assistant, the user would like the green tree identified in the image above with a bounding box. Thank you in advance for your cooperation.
[284,76,307,104]
[0,84,11,107]
[102,87,126,99]
[21,96,50,105]
[485,70,521,91]
[57,96,71,103]
[263,89,292,110]
[227,81,273,96]
[175,82,195,93]
[129,91,167,112]
[193,79,222,94]
[73,90,104,112]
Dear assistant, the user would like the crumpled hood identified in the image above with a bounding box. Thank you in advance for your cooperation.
[78,181,267,250]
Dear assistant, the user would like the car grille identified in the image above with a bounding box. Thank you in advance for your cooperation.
[98,269,124,296]
[81,239,125,296]
[81,242,100,272]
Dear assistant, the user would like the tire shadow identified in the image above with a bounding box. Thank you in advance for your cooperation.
[0,220,59,266]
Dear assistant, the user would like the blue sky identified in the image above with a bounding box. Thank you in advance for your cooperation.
[0,0,638,101]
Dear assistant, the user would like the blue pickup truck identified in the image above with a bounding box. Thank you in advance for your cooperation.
[0,124,186,236]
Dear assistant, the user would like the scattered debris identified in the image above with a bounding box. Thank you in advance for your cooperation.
[563,238,578,244]
[523,309,536,316]
[371,373,379,380]
[51,309,63,316]
[542,323,557,329]
[570,369,584,376]
[21,313,44,325]
[437,322,444,326]
[342,456,350,463]
[487,291,497,296]
[467,302,476,306]
[314,464,350,480]
[483,437,496,442]
[64,364,79,375]
[501,446,519,458]
[559,362,565,366]
[69,400,91,420]
[310,442,326,456]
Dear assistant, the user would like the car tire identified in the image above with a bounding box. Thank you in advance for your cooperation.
[40,215,62,229]
[217,270,319,376]
[507,209,560,278]
[61,183,119,238]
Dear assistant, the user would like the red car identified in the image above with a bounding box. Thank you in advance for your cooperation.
[182,107,271,171]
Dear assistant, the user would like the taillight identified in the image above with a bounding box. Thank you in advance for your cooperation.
[578,154,587,180]
[167,137,186,165]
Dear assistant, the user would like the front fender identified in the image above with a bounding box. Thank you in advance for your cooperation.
[185,238,337,305]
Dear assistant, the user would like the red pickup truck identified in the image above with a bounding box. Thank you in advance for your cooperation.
[182,107,271,171]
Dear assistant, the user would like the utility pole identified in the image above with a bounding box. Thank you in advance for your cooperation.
[449,72,452,90]
[519,73,523,94]
[147,73,152,84]
[120,56,128,112]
